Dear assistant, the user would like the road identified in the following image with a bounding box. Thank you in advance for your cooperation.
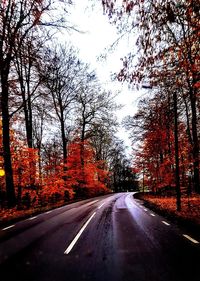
[0,192,200,281]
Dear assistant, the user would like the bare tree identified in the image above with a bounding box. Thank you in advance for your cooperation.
[42,45,86,163]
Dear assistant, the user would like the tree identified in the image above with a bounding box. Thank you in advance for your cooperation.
[101,0,200,198]
[106,138,136,192]
[66,138,110,198]
[13,33,44,149]
[89,122,116,162]
[0,0,45,206]
[74,75,118,143]
[126,88,191,209]
[74,73,118,182]
[41,136,66,204]
[42,46,85,163]
[0,0,72,207]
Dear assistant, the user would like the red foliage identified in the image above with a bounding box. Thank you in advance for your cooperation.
[133,108,191,193]
[66,138,110,197]
[141,194,200,226]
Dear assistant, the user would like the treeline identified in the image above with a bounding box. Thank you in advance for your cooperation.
[102,0,200,209]
[0,0,137,209]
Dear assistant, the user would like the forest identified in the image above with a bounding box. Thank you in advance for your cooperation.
[0,2,199,280]
[0,0,137,213]
[1,0,199,216]
[102,0,200,211]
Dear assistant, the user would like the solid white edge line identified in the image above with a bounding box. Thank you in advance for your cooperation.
[28,216,37,220]
[162,221,170,226]
[183,234,199,244]
[85,200,99,207]
[90,200,99,204]
[150,213,155,217]
[46,210,52,214]
[98,202,105,209]
[2,224,15,231]
[64,212,96,255]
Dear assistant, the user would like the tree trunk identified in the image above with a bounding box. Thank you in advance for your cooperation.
[173,92,181,211]
[16,48,33,149]
[80,121,86,167]
[61,118,67,161]
[189,87,199,193]
[27,60,33,148]
[60,110,67,187]
[27,94,33,148]
[1,74,16,207]
[17,167,22,209]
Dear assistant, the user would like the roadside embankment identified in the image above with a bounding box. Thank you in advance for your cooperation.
[134,192,200,234]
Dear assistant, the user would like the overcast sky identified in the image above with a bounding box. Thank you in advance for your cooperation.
[65,0,143,155]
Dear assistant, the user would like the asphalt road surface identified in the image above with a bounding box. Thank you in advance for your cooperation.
[0,192,200,281]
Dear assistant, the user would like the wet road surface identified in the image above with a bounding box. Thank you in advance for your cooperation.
[0,192,200,281]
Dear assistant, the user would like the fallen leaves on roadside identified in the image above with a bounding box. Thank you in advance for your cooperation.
[141,194,200,225]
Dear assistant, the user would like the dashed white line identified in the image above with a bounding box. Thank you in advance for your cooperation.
[143,208,148,211]
[162,221,170,226]
[127,203,134,208]
[64,212,96,255]
[2,224,15,231]
[135,203,141,208]
[183,234,199,244]
[28,216,37,220]
[87,200,99,206]
[150,213,155,217]
[92,199,99,204]
[98,202,105,209]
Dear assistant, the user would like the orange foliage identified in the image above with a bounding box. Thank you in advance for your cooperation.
[0,122,39,189]
[141,194,200,226]
[41,163,73,200]
[66,138,110,198]
[12,145,39,188]
[134,120,191,192]
[0,121,110,208]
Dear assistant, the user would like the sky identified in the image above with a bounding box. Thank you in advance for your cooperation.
[64,0,144,155]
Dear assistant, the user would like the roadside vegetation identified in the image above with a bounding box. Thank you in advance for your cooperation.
[135,192,200,232]
[102,1,200,211]
[0,1,138,215]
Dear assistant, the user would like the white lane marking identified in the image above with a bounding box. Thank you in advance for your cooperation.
[28,216,37,220]
[183,234,199,244]
[135,203,140,208]
[2,225,15,231]
[57,205,67,210]
[143,208,148,211]
[127,203,133,208]
[46,210,53,214]
[150,213,155,217]
[81,200,99,208]
[98,202,105,209]
[162,221,170,226]
[64,212,96,255]
[88,200,99,206]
